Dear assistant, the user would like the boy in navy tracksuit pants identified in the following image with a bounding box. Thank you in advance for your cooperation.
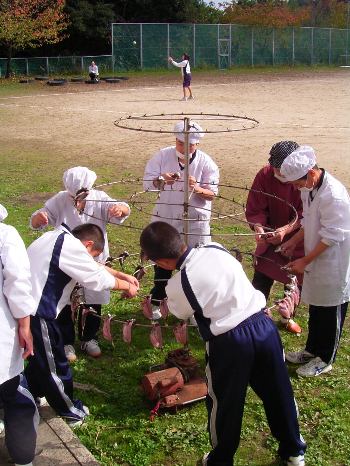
[140,221,306,466]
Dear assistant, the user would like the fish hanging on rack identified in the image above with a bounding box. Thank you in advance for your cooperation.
[141,295,153,320]
[150,323,163,348]
[134,265,146,281]
[122,319,135,344]
[118,251,130,269]
[173,321,188,346]
[102,315,114,343]
[159,298,169,319]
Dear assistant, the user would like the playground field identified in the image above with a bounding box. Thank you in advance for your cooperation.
[1,68,349,185]
[0,68,349,466]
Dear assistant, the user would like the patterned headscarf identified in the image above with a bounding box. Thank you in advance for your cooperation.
[268,141,300,168]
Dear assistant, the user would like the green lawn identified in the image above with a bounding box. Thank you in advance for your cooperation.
[0,75,349,466]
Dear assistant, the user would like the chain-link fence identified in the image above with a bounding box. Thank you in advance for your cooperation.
[0,55,113,77]
[112,23,349,70]
[1,23,348,77]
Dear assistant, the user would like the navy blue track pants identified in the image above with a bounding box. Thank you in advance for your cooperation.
[306,302,348,364]
[0,375,38,464]
[24,315,86,421]
[205,311,306,466]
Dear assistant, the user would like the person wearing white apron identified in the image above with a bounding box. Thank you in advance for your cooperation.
[143,121,219,319]
[279,146,350,377]
[30,166,130,360]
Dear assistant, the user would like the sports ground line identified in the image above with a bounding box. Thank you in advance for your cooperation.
[0,77,339,101]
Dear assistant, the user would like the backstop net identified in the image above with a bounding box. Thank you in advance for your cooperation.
[112,23,349,71]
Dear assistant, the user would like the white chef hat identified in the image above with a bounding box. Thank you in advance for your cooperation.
[173,120,204,144]
[0,204,8,222]
[63,166,97,196]
[280,146,317,181]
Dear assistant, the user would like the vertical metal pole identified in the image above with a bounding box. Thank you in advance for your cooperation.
[217,24,220,69]
[167,24,170,68]
[46,57,49,75]
[329,28,332,65]
[272,28,275,66]
[311,28,314,65]
[251,28,254,67]
[292,28,295,65]
[193,24,196,68]
[346,1,350,66]
[229,24,232,67]
[111,24,115,72]
[26,58,29,76]
[81,56,84,73]
[183,117,190,245]
[140,24,143,70]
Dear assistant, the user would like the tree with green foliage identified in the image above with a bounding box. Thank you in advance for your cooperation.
[56,0,222,55]
[0,0,69,77]
[62,0,115,55]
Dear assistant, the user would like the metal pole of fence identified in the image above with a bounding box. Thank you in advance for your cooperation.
[26,58,29,76]
[46,57,49,75]
[229,24,232,67]
[346,1,350,65]
[311,28,314,65]
[217,24,220,69]
[111,24,114,73]
[272,28,275,66]
[193,24,196,68]
[329,28,332,65]
[167,24,170,68]
[292,28,295,65]
[140,24,143,70]
[251,28,254,67]
[81,56,84,73]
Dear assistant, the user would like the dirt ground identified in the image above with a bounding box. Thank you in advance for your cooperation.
[0,69,349,188]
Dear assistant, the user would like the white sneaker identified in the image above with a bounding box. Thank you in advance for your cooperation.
[296,357,332,377]
[66,405,89,428]
[35,396,48,407]
[0,419,4,435]
[285,454,305,465]
[181,97,188,101]
[64,344,77,362]
[151,305,162,320]
[15,463,33,466]
[202,452,209,465]
[81,339,101,358]
[285,350,314,364]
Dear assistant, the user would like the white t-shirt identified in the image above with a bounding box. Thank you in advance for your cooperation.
[89,64,99,75]
[171,59,191,76]
[166,243,266,340]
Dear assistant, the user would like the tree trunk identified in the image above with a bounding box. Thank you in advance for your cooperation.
[5,44,13,78]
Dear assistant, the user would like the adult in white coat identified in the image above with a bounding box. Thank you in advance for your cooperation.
[30,166,130,360]
[143,121,219,317]
[279,146,350,377]
[0,204,38,466]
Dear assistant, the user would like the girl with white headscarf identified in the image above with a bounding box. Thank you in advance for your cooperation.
[30,166,131,360]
